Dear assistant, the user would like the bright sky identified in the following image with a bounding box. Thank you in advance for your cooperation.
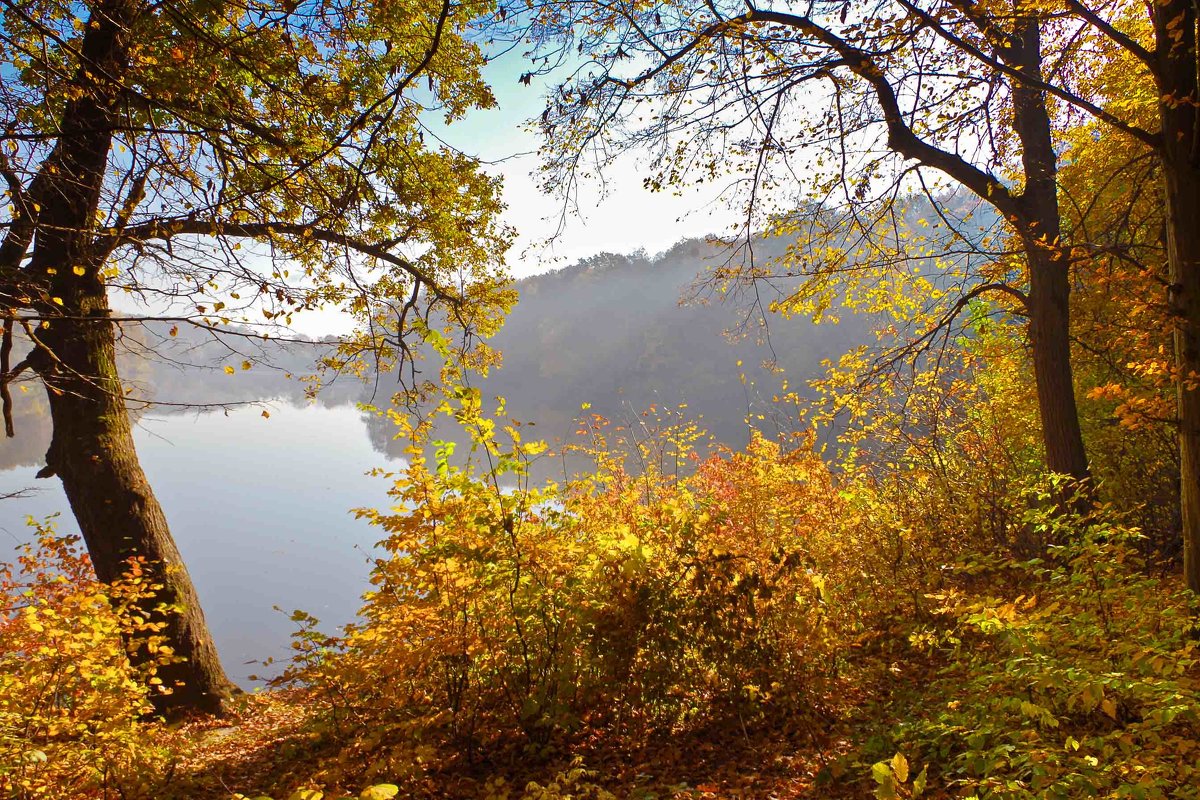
[439,50,735,278]
[116,49,735,336]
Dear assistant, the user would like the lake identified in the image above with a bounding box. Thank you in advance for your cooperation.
[0,402,398,687]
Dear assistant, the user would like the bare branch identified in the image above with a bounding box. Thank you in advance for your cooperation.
[113,219,457,305]
[742,8,1029,223]
[902,0,1159,148]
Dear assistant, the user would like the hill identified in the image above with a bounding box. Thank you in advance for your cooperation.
[1,237,872,471]
[366,238,872,464]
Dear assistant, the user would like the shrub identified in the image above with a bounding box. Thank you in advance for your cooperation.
[290,401,856,774]
[891,498,1200,799]
[0,519,172,799]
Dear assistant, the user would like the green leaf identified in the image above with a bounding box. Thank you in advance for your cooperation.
[912,767,928,798]
[871,761,893,785]
[360,786,399,800]
[873,782,898,800]
[288,791,323,800]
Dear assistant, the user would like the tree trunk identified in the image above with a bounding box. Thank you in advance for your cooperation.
[1156,0,1200,592]
[1027,252,1090,481]
[20,0,236,714]
[1167,167,1200,592]
[34,303,237,715]
[1011,14,1091,484]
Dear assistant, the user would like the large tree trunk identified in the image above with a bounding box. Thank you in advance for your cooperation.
[20,0,236,714]
[1011,14,1091,484]
[1156,0,1200,592]
[34,302,237,715]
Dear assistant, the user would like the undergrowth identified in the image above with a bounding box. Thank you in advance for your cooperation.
[2,398,1197,799]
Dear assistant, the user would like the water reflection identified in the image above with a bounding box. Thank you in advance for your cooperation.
[0,403,397,687]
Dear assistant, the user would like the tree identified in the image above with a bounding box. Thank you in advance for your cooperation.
[1053,42,1178,554]
[847,0,1200,591]
[522,0,1098,482]
[520,0,1200,588]
[1149,0,1200,592]
[0,0,511,714]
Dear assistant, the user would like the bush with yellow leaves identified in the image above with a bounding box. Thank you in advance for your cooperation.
[286,391,861,775]
[0,518,173,799]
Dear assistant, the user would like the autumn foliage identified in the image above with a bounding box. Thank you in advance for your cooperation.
[0,521,173,799]
[4,3,1200,796]
[315,420,844,748]
[239,348,1193,799]
[3,332,1200,799]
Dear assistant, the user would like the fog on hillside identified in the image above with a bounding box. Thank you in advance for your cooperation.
[2,237,875,474]
[366,238,874,474]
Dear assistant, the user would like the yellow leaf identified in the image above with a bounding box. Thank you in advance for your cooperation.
[288,790,324,800]
[891,752,909,784]
[242,360,252,371]
[360,786,399,800]
[1101,698,1118,720]
[224,365,235,375]
[72,265,86,276]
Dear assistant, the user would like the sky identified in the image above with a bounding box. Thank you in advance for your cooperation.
[109,42,740,335]
[434,49,736,278]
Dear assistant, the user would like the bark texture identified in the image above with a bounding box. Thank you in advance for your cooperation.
[1157,0,1200,592]
[1027,253,1090,482]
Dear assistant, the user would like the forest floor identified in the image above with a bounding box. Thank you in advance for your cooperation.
[160,651,922,800]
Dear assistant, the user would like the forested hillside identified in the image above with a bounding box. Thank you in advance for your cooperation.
[367,239,873,465]
[1,238,868,474]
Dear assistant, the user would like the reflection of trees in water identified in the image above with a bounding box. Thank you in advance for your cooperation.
[1,321,345,472]
[3,389,53,470]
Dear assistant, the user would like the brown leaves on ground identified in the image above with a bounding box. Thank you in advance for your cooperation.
[162,664,901,800]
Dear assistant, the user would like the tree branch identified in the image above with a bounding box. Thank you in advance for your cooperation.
[1,317,13,437]
[1061,0,1154,66]
[740,8,1029,223]
[112,219,456,304]
[902,0,1159,148]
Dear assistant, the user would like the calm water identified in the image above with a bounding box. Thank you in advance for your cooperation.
[0,403,398,687]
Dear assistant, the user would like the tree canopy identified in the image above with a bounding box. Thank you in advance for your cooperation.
[514,0,1200,588]
[0,0,513,713]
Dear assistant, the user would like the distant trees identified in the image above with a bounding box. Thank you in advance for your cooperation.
[0,0,511,714]
[521,0,1200,589]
